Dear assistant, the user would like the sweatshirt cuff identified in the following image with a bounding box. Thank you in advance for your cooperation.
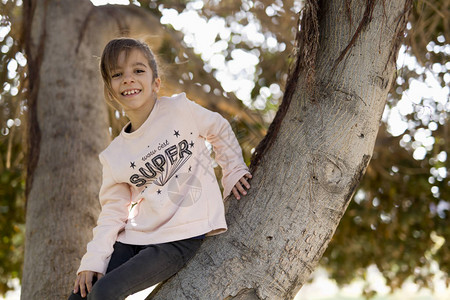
[222,167,250,200]
[77,253,110,275]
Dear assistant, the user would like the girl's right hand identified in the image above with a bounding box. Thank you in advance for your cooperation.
[73,270,103,298]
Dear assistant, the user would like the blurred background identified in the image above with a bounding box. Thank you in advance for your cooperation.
[0,0,449,299]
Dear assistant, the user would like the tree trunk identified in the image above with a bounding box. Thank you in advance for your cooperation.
[148,0,410,299]
[21,1,110,299]
[21,1,261,298]
[21,0,411,299]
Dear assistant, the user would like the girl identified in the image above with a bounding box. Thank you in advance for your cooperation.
[68,38,252,300]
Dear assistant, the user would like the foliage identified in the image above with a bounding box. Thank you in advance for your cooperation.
[0,0,449,297]
[0,131,25,296]
[0,0,26,294]
[325,125,449,295]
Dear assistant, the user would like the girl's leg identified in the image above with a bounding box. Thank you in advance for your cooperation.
[88,238,202,300]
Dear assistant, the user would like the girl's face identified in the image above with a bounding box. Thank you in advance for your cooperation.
[110,49,161,116]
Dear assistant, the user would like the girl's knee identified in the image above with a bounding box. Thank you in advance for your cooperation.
[88,279,117,300]
[68,291,85,300]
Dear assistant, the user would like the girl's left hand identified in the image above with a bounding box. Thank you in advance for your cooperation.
[232,173,252,200]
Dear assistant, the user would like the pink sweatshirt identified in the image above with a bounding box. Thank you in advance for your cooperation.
[77,93,249,275]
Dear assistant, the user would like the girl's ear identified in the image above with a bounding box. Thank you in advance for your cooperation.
[153,78,161,93]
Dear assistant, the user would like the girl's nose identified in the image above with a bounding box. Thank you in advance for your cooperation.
[123,73,135,84]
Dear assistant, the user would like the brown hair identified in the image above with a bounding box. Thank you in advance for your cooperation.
[100,38,159,102]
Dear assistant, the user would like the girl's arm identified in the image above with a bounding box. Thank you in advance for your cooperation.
[185,95,251,199]
[75,155,131,290]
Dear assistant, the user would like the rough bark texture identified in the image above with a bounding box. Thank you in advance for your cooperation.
[20,1,167,298]
[21,1,110,299]
[148,0,410,299]
[20,0,410,299]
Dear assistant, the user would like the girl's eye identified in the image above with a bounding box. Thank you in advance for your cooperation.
[111,72,121,78]
[135,69,145,74]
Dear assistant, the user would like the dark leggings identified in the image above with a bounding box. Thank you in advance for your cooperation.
[68,237,203,300]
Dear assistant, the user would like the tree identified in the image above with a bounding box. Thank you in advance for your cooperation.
[19,0,413,299]
[149,0,413,298]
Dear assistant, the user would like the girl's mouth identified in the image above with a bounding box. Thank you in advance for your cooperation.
[122,89,141,96]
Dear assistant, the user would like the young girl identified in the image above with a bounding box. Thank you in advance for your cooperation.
[68,38,252,300]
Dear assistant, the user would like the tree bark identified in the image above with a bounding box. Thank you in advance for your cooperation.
[148,0,410,299]
[21,0,411,299]
[21,1,110,299]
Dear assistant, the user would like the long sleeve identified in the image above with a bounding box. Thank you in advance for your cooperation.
[77,154,131,275]
[185,95,249,199]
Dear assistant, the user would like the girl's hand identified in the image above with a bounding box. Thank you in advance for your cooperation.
[73,270,103,298]
[232,173,252,200]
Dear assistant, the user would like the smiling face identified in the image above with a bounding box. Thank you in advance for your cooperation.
[109,48,161,116]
